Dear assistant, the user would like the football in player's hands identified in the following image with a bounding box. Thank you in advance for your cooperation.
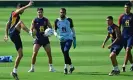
[44,28,54,37]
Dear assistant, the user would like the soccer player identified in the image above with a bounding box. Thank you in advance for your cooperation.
[28,8,55,72]
[102,16,122,76]
[118,2,133,72]
[4,1,33,80]
[54,8,76,74]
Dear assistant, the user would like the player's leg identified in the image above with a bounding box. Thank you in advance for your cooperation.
[43,43,55,72]
[127,37,133,71]
[60,41,68,74]
[122,37,133,71]
[122,38,128,72]
[11,48,23,80]
[28,44,40,72]
[109,49,120,76]
[62,40,74,74]
[15,20,29,33]
[10,34,23,80]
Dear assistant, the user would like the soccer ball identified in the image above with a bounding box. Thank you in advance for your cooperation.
[44,28,54,37]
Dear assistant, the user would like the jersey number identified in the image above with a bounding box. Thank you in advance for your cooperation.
[62,27,66,33]
[125,20,130,27]
[40,26,44,32]
[110,34,113,38]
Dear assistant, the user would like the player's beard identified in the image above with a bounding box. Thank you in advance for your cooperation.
[60,15,65,19]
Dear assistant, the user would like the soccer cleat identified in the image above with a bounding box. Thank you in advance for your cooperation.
[11,72,19,80]
[49,67,56,72]
[64,68,68,74]
[69,67,75,74]
[28,68,34,72]
[122,67,126,72]
[130,66,133,71]
[108,70,120,76]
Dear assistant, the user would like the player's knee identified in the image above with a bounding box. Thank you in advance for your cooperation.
[126,47,131,53]
[18,53,23,58]
[109,52,115,58]
[46,49,51,54]
[18,20,23,24]
[33,51,38,56]
[109,54,113,59]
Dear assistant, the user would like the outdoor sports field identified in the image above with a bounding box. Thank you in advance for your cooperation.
[0,6,133,80]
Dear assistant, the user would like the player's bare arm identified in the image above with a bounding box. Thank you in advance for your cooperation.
[4,21,10,42]
[47,20,52,28]
[29,19,36,38]
[30,19,35,32]
[19,21,30,33]
[15,1,33,15]
[102,33,110,48]
[118,14,123,30]
[108,27,121,49]
[53,19,58,37]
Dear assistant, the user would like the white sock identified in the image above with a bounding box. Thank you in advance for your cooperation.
[31,64,34,69]
[49,64,53,68]
[131,63,133,67]
[113,66,119,71]
[70,64,74,68]
[64,64,68,69]
[122,64,126,67]
[13,68,17,73]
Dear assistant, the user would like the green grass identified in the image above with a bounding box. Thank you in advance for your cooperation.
[0,6,133,80]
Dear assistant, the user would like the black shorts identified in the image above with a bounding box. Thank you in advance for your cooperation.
[9,28,22,51]
[34,37,50,47]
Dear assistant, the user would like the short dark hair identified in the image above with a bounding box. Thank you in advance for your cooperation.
[60,8,66,12]
[37,8,43,11]
[17,3,24,8]
[125,2,132,7]
[107,16,113,20]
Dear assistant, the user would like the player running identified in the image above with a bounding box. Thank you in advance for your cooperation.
[102,16,123,76]
[4,1,33,80]
[118,2,133,72]
[28,8,55,72]
[54,8,76,74]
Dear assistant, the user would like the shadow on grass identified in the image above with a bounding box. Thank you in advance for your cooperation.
[119,74,133,77]
[0,76,12,79]
[74,72,133,76]
[75,72,107,75]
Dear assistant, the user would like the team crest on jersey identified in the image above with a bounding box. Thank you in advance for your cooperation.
[123,17,125,20]
[44,21,46,25]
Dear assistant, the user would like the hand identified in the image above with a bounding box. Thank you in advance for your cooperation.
[29,30,36,38]
[73,37,76,49]
[107,45,112,49]
[43,33,48,37]
[54,31,58,37]
[4,35,8,42]
[28,0,33,7]
[59,36,65,42]
[101,43,105,48]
